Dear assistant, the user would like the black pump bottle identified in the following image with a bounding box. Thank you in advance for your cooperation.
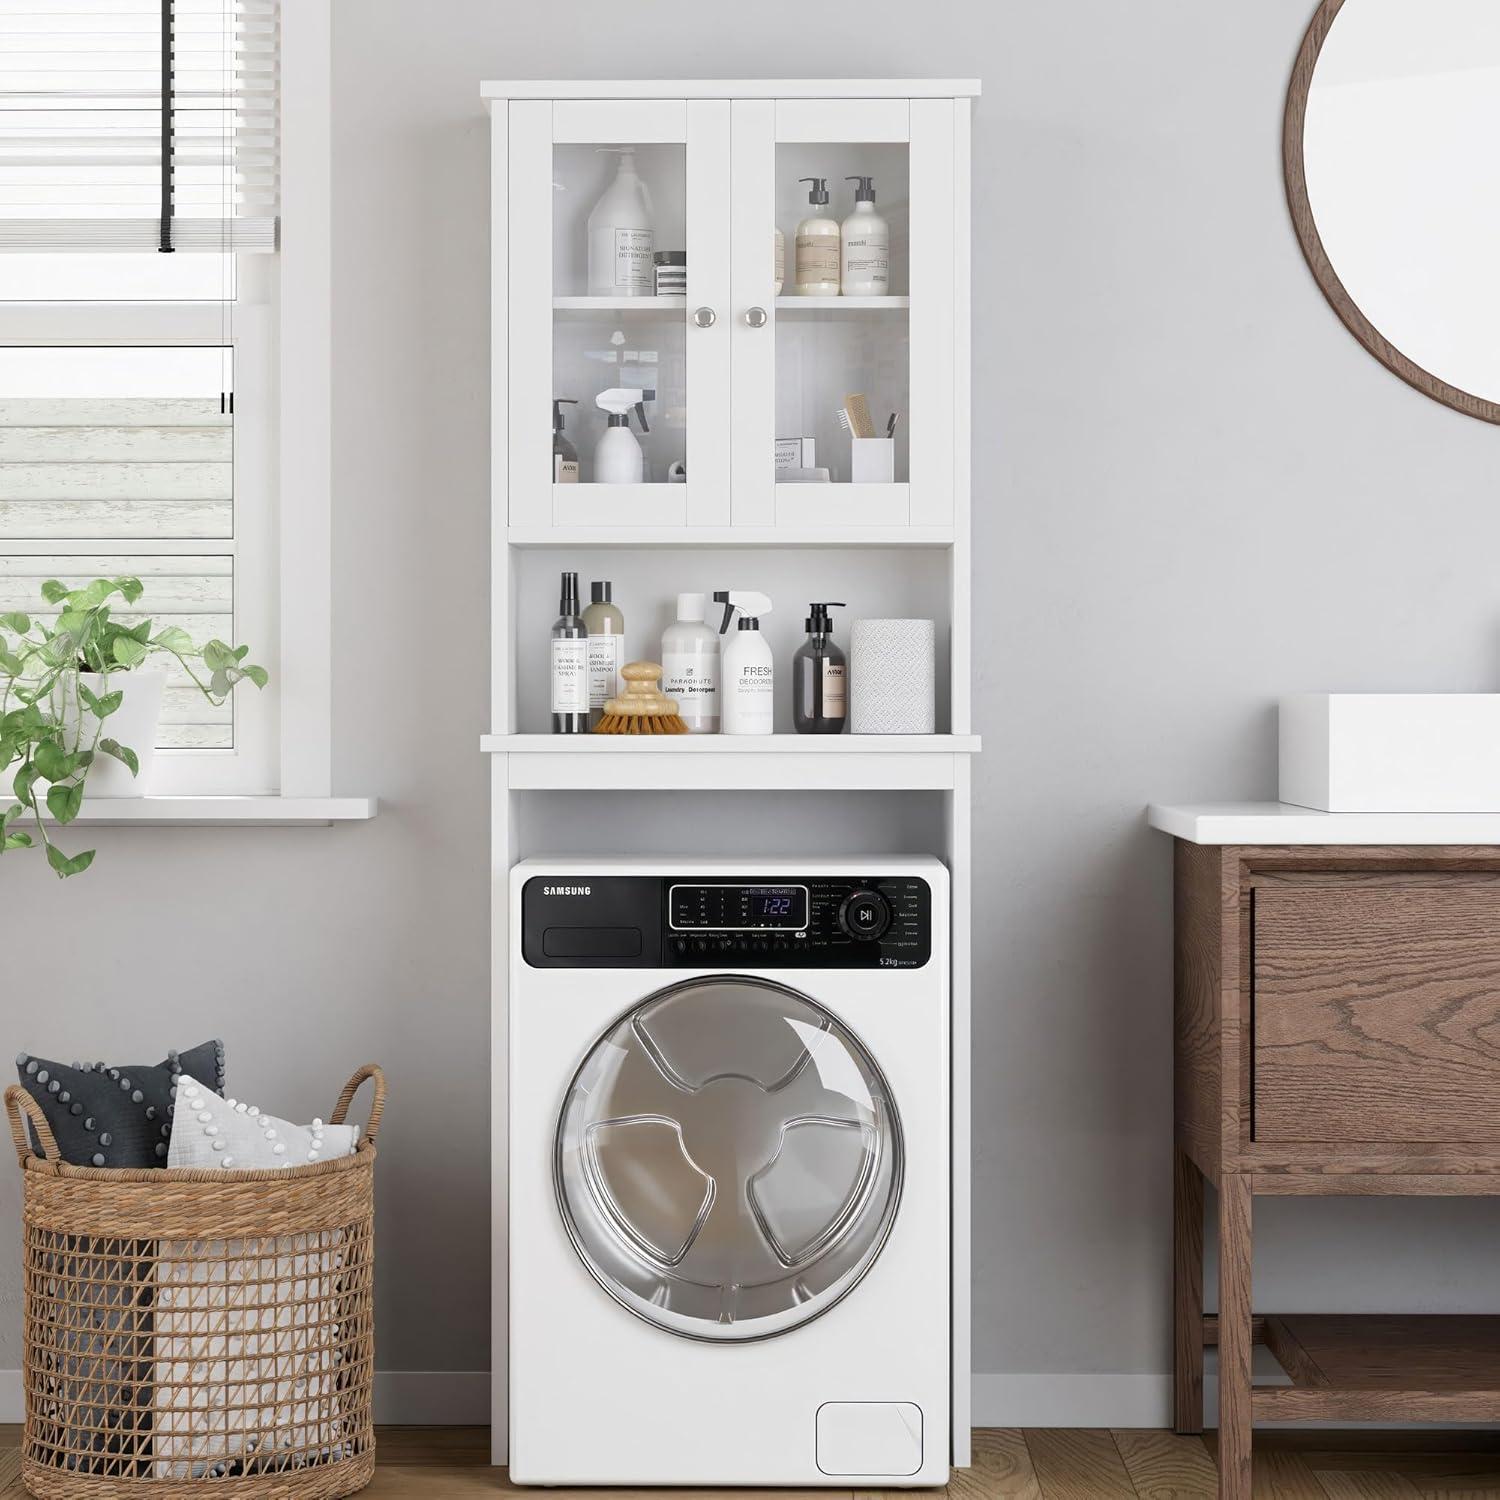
[793,602,847,734]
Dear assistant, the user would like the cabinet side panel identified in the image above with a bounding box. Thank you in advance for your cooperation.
[506,100,552,527]
[908,99,955,527]
[1175,839,1223,1180]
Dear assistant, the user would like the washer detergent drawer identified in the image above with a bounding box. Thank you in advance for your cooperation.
[816,1403,923,1476]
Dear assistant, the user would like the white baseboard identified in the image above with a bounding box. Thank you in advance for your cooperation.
[0,1371,490,1428]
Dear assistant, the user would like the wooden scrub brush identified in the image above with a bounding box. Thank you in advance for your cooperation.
[593,660,690,734]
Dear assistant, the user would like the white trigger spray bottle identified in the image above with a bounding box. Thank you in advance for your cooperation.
[714,590,774,735]
[594,387,653,483]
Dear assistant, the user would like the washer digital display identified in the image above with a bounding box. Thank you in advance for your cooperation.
[669,883,809,931]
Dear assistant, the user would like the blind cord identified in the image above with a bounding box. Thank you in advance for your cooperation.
[159,0,175,253]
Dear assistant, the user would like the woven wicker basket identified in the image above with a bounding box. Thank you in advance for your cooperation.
[4,1064,385,1500]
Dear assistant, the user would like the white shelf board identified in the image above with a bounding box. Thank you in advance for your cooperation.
[553,295,686,313]
[0,796,378,828]
[483,80,982,101]
[483,734,980,791]
[774,295,909,311]
[505,524,953,548]
[1148,800,1500,846]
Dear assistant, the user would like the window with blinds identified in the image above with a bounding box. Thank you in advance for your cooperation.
[0,0,280,253]
[0,2,279,789]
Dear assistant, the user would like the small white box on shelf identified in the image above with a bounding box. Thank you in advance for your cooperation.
[851,437,894,483]
[1280,692,1500,811]
[775,437,816,472]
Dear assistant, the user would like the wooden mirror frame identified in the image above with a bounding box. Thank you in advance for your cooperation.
[1284,0,1500,424]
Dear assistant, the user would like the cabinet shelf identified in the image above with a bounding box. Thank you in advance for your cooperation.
[1242,1314,1500,1423]
[552,295,687,313]
[481,734,980,791]
[774,295,910,311]
[506,523,953,548]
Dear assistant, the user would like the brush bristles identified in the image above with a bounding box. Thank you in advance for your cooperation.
[593,712,690,735]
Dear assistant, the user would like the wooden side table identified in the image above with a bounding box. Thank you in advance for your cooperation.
[1170,836,1500,1500]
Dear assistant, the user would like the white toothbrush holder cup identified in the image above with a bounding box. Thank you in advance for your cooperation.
[850,618,936,734]
[850,437,895,484]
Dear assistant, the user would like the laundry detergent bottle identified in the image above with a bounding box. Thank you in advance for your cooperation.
[587,147,654,296]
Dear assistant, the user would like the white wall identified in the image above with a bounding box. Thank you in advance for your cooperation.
[1,0,1497,1429]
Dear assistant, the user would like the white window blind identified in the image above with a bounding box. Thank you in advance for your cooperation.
[0,0,279,253]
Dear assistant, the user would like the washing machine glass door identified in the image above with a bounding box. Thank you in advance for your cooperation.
[555,975,904,1342]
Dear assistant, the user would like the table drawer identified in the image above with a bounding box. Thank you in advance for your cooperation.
[1253,879,1500,1144]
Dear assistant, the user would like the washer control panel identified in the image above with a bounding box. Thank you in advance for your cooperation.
[522,875,931,969]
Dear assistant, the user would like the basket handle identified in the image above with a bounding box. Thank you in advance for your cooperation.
[5,1085,59,1167]
[330,1064,386,1144]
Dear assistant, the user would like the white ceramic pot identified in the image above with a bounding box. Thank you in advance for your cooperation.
[54,670,166,796]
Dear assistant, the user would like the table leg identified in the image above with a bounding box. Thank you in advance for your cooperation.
[1174,1147,1204,1434]
[1217,1173,1253,1500]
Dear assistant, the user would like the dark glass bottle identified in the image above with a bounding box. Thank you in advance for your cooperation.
[550,571,589,734]
[793,601,847,734]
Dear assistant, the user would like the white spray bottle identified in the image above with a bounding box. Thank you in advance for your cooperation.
[594,387,653,483]
[714,590,775,735]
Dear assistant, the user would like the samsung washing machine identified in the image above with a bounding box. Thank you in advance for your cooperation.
[508,856,950,1487]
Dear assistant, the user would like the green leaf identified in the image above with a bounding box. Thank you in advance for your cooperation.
[244,664,269,689]
[91,690,122,719]
[98,738,139,777]
[116,576,143,604]
[3,831,32,851]
[112,636,148,669]
[12,762,36,805]
[0,612,29,634]
[209,667,231,698]
[128,618,153,643]
[39,580,67,605]
[151,626,192,654]
[33,740,76,783]
[45,843,94,879]
[202,639,233,672]
[46,781,83,825]
[2,802,22,827]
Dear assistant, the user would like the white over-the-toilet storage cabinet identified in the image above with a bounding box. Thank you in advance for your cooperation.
[483,78,979,1464]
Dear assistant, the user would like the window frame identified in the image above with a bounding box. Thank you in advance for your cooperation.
[0,0,333,801]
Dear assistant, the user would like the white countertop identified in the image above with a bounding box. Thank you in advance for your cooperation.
[1148,802,1500,846]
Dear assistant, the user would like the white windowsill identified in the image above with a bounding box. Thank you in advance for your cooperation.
[0,796,378,827]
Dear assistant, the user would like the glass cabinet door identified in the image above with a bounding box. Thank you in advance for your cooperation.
[730,99,957,531]
[505,100,730,529]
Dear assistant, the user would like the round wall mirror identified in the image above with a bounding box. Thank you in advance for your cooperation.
[1285,0,1500,423]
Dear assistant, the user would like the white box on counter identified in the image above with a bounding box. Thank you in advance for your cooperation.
[1279,692,1500,812]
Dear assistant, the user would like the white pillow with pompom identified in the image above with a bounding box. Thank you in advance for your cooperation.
[167,1074,359,1170]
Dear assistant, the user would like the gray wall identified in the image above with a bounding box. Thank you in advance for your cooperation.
[3,0,1497,1424]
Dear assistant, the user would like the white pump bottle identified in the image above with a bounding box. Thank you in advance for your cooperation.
[593,387,653,483]
[715,590,775,736]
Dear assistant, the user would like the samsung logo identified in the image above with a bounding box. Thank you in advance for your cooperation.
[544,884,592,897]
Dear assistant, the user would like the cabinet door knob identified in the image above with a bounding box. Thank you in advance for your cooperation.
[692,306,717,329]
[744,306,768,328]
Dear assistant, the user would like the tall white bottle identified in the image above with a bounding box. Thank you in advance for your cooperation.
[715,590,775,736]
[840,176,890,296]
[587,147,654,297]
[661,592,719,734]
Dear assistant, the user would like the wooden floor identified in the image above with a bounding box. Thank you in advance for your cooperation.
[6,1427,1500,1497]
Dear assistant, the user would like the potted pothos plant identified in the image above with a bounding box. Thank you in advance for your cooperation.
[0,576,266,879]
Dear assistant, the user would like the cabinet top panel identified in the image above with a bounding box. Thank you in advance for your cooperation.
[481,79,981,102]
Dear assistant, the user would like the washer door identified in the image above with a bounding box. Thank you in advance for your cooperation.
[555,976,904,1342]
